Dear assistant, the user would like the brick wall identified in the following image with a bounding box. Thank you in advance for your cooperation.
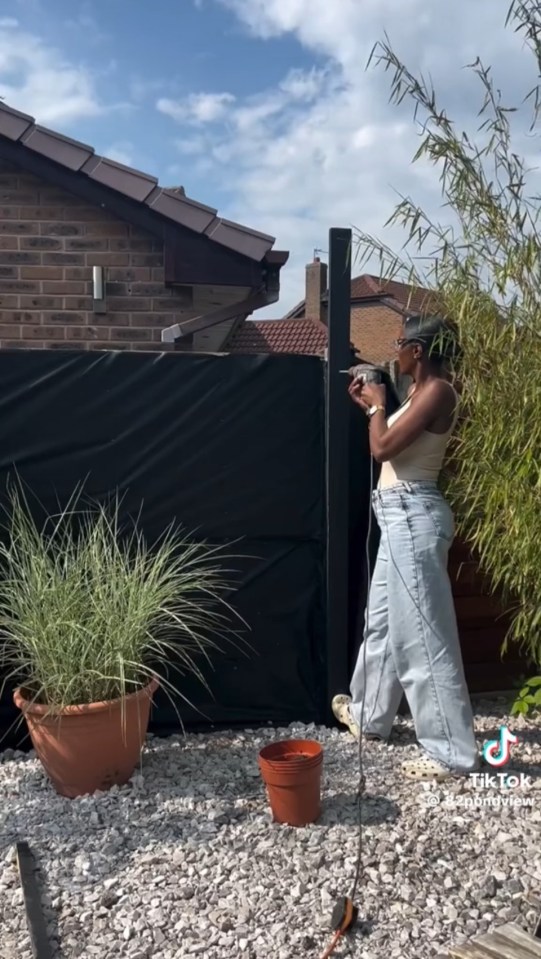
[0,158,228,351]
[350,303,403,364]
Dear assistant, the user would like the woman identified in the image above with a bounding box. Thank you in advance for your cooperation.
[332,313,479,781]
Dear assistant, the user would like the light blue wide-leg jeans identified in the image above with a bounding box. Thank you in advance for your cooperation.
[349,481,478,773]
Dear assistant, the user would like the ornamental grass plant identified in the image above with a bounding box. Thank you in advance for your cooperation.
[0,484,242,712]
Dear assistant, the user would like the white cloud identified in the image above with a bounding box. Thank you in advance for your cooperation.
[0,18,103,124]
[105,142,135,167]
[174,136,209,156]
[157,92,236,125]
[279,67,328,101]
[130,77,169,103]
[160,0,539,315]
[65,10,109,47]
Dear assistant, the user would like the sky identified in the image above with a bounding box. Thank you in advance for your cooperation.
[1,0,539,315]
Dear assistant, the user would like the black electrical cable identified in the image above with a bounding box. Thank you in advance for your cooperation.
[318,453,375,959]
[349,393,410,904]
[320,369,402,958]
[349,451,374,905]
[320,376,463,958]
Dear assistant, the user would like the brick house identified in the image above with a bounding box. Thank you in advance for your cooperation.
[285,257,439,361]
[225,256,438,368]
[0,102,288,352]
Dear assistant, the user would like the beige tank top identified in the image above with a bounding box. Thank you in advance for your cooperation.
[378,386,459,489]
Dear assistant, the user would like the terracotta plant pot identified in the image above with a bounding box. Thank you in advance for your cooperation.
[13,677,159,799]
[258,739,323,827]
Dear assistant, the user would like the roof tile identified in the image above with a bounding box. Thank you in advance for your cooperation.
[0,100,279,262]
[84,156,157,202]
[224,318,328,355]
[350,274,439,313]
[206,219,275,261]
[0,102,33,142]
[148,189,217,232]
[288,273,439,318]
[22,126,93,172]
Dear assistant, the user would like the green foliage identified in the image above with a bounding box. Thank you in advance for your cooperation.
[0,484,244,710]
[511,675,541,715]
[354,1,541,700]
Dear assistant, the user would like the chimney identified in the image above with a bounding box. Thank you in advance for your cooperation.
[305,257,328,322]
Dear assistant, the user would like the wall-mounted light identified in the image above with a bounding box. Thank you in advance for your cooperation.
[92,266,106,314]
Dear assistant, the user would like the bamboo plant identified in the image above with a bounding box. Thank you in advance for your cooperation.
[354,0,541,712]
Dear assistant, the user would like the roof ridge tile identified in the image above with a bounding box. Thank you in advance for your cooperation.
[0,99,276,261]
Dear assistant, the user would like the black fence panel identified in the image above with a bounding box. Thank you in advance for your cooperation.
[0,349,327,745]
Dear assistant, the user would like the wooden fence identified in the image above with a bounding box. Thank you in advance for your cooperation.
[450,537,526,694]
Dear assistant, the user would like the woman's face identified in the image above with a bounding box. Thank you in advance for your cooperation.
[394,329,419,376]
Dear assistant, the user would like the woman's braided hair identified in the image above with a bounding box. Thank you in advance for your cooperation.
[403,313,460,366]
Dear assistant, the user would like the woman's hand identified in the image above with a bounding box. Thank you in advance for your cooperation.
[348,380,386,413]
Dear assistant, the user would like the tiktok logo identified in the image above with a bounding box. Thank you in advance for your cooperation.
[482,725,518,767]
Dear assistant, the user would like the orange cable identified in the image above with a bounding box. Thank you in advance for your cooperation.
[319,930,343,959]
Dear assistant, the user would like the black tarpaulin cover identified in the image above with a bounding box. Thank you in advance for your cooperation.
[0,349,327,745]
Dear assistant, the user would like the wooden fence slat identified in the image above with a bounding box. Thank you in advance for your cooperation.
[446,533,530,694]
[448,946,497,958]
[463,662,525,692]
[448,924,541,959]
[488,924,541,957]
[454,596,507,620]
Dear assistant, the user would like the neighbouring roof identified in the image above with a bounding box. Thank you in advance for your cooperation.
[223,318,329,355]
[287,273,438,318]
[349,275,438,314]
[0,101,275,261]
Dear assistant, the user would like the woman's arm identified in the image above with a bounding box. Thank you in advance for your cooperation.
[352,379,456,463]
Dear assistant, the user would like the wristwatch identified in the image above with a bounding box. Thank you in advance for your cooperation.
[367,405,385,418]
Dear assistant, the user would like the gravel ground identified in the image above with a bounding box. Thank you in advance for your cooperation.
[1,699,540,959]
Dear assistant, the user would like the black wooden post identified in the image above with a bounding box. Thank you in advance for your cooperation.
[325,227,352,722]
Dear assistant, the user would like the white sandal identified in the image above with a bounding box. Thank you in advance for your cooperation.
[401,756,454,781]
[331,694,360,740]
[331,694,388,742]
